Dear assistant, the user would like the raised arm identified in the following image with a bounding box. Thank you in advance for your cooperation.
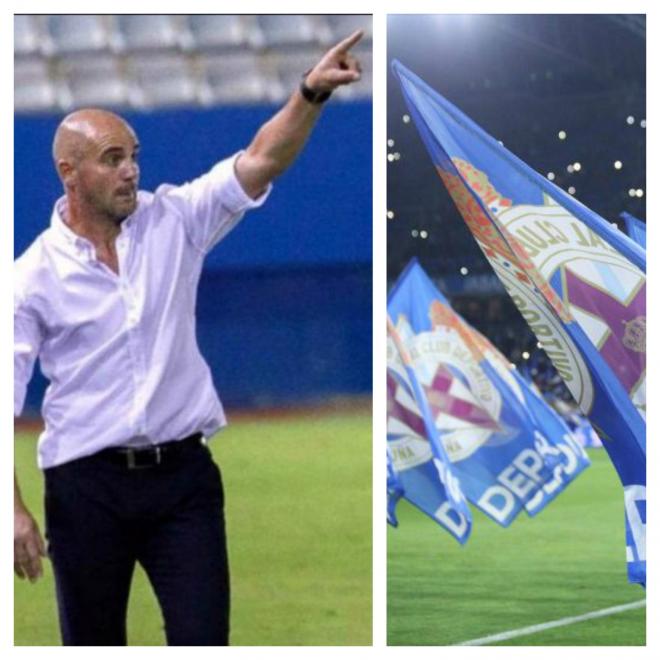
[235,30,364,199]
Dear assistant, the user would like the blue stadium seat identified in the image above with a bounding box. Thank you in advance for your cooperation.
[257,15,320,49]
[58,55,129,110]
[117,15,188,52]
[200,52,281,105]
[14,58,59,113]
[46,15,113,55]
[188,15,250,51]
[127,53,198,108]
[14,15,42,56]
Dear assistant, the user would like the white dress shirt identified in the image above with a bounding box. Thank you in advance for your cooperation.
[15,153,270,468]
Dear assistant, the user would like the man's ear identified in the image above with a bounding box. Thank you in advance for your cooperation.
[57,159,77,187]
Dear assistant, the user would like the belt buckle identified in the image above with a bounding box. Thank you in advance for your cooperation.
[126,449,140,470]
[126,445,162,470]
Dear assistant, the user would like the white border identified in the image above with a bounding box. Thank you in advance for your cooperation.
[4,1,658,658]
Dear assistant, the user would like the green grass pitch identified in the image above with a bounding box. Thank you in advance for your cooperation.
[388,450,645,646]
[14,408,372,646]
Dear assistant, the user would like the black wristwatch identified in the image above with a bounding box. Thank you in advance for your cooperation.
[300,71,332,104]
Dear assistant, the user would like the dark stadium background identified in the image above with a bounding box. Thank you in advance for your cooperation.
[387,14,645,370]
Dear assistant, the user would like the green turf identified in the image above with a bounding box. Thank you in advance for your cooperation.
[387,450,645,646]
[14,409,372,646]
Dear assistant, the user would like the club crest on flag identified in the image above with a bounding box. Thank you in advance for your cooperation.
[438,157,646,417]
[499,194,645,416]
[391,313,517,462]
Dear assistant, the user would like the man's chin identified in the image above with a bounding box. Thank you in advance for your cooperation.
[113,200,137,223]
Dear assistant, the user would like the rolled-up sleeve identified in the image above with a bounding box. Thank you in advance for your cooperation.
[14,306,43,417]
[163,151,272,254]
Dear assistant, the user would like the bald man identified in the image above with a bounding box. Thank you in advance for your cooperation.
[14,31,363,646]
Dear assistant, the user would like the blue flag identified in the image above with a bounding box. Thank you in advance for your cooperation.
[388,259,589,530]
[620,212,646,250]
[393,60,646,584]
[388,314,473,544]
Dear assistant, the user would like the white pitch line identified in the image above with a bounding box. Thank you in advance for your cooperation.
[455,599,646,646]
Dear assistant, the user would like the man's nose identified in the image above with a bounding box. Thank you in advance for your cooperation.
[121,160,139,181]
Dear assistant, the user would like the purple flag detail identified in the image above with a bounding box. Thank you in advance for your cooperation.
[563,266,645,394]
[426,367,499,430]
[387,371,426,439]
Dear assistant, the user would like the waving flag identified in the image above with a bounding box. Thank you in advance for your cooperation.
[620,212,646,250]
[392,60,646,584]
[388,315,472,544]
[388,259,589,531]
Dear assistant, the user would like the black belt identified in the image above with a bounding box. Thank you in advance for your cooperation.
[98,433,204,470]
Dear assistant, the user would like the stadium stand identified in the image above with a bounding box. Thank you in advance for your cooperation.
[57,54,129,109]
[47,15,115,55]
[188,15,256,51]
[199,52,279,105]
[14,14,373,112]
[15,57,59,112]
[15,14,43,56]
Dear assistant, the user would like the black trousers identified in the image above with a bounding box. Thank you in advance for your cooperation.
[44,441,230,646]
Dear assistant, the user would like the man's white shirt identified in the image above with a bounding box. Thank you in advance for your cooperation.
[15,153,270,468]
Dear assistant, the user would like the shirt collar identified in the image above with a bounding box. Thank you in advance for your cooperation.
[51,197,88,249]
[50,196,137,251]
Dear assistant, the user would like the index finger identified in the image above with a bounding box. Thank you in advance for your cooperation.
[333,29,364,55]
